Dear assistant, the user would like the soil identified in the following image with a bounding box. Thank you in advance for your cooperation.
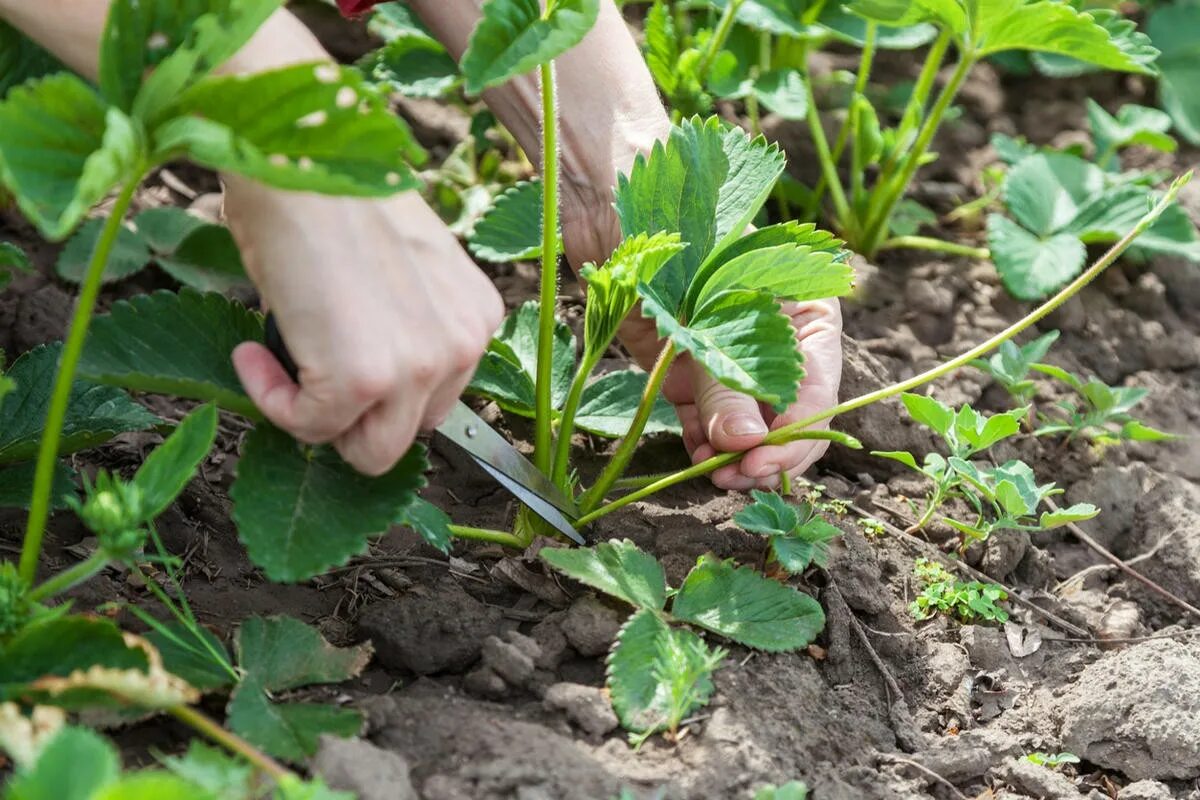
[3,10,1200,800]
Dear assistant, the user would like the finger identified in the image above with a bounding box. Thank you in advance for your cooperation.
[335,393,424,476]
[674,403,705,457]
[692,368,770,453]
[420,365,476,430]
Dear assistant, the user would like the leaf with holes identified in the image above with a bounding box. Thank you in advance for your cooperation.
[231,427,428,582]
[0,344,158,465]
[542,539,667,610]
[460,0,600,93]
[672,555,825,651]
[80,289,264,418]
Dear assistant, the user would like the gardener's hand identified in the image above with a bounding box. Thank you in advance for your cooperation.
[226,179,504,476]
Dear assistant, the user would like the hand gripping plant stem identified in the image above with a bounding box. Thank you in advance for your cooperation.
[573,173,1192,527]
[20,176,142,583]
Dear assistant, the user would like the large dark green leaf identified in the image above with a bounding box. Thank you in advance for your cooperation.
[575,370,681,438]
[0,615,149,702]
[0,344,158,465]
[359,33,460,98]
[230,427,428,582]
[671,555,826,651]
[466,301,575,414]
[1149,4,1200,145]
[460,0,600,93]
[0,461,75,510]
[79,289,264,418]
[146,622,234,692]
[542,539,667,610]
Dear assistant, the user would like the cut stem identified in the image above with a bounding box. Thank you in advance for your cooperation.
[534,61,559,475]
[878,235,990,260]
[575,176,1190,525]
[20,177,141,583]
[579,342,677,513]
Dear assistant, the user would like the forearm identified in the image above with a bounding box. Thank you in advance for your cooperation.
[408,0,669,212]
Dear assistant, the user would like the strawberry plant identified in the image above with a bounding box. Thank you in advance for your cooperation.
[1031,364,1176,445]
[1024,751,1081,770]
[909,558,1009,624]
[969,330,1061,412]
[733,489,842,573]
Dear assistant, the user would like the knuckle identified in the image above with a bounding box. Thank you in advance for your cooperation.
[344,369,395,404]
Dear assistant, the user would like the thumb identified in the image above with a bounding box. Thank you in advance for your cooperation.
[693,366,769,453]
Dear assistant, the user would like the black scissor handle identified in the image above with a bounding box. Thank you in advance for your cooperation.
[263,312,301,383]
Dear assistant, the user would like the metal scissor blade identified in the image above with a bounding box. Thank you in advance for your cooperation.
[436,402,584,544]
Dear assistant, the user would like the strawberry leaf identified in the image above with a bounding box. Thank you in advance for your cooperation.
[132,404,218,522]
[0,462,75,510]
[542,538,667,610]
[466,301,575,413]
[734,490,800,537]
[395,496,453,554]
[460,0,600,93]
[709,0,806,35]
[1087,100,1176,162]
[581,232,684,360]
[753,69,808,120]
[575,370,681,438]
[690,243,854,313]
[467,180,554,262]
[1148,3,1200,146]
[2,727,119,799]
[987,214,1087,301]
[359,33,460,98]
[0,20,63,99]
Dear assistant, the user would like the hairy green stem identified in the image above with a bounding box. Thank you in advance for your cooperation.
[534,61,559,475]
[878,235,990,260]
[449,523,527,549]
[551,351,601,487]
[803,73,854,235]
[696,0,744,80]
[26,552,108,603]
[862,51,975,254]
[612,471,678,492]
[20,178,141,583]
[579,342,677,513]
[575,177,1189,526]
[877,29,952,180]
[169,705,289,781]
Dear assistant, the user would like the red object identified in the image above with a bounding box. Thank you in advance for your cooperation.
[337,0,381,17]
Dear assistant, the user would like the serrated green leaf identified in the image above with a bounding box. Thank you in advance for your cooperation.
[132,404,218,521]
[161,742,254,799]
[616,116,786,315]
[0,615,149,703]
[460,0,600,93]
[973,1,1158,72]
[1087,100,1175,165]
[467,180,548,262]
[56,218,153,284]
[734,490,800,537]
[145,622,234,692]
[644,1,679,95]
[1148,3,1200,146]
[871,449,920,470]
[581,232,684,360]
[231,428,427,582]
[817,6,937,50]
[848,0,966,34]
[753,69,808,120]
[228,680,362,762]
[987,213,1087,301]
[1004,152,1103,237]
[672,555,825,650]
[159,224,250,292]
[0,343,158,465]
[79,289,264,418]
[4,727,119,800]
[710,0,806,35]
[574,369,681,438]
[0,74,141,240]
[0,462,75,510]
[900,392,954,438]
[466,301,575,413]
[542,539,667,610]
[955,405,1024,453]
[642,288,804,412]
[691,244,854,312]
[775,515,841,571]
[1040,503,1099,529]
[359,33,460,98]
[395,496,453,554]
[92,772,216,800]
[155,63,423,196]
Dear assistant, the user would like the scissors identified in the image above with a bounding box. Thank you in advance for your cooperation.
[263,313,584,544]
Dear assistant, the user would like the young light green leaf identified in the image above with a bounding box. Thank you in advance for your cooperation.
[871,450,920,471]
[955,405,1025,453]
[817,5,936,49]
[154,63,424,197]
[848,0,966,34]
[754,781,809,800]
[1039,503,1099,529]
[132,404,218,522]
[161,742,254,799]
[542,539,667,610]
[91,773,218,800]
[230,428,428,582]
[467,180,549,262]
[3,726,119,800]
[773,516,841,572]
[1087,100,1176,164]
[1148,3,1200,146]
[574,370,682,438]
[987,214,1087,301]
[80,290,263,418]
[460,0,600,93]
[0,462,75,510]
[900,392,954,439]
[641,289,804,412]
[466,301,575,413]
[359,33,461,98]
[1120,420,1175,442]
[0,344,158,465]
[644,1,679,95]
[690,244,854,313]
[972,1,1158,72]
[615,116,786,314]
[581,232,684,359]
[0,75,142,240]
[395,496,453,554]
[753,69,808,120]
[671,555,825,651]
[734,490,800,537]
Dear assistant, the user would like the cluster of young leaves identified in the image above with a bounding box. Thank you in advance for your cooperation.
[0,723,351,800]
[1032,363,1175,446]
[909,557,1009,624]
[874,393,1098,540]
[733,490,842,574]
[988,106,1199,299]
[542,539,826,744]
[969,329,1060,410]
[57,207,249,293]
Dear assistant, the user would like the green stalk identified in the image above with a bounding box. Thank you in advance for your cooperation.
[552,351,601,487]
[169,705,289,782]
[579,342,677,513]
[20,177,141,583]
[803,74,854,236]
[878,235,990,260]
[533,61,559,475]
[877,30,952,179]
[26,552,108,603]
[449,523,527,549]
[696,0,744,81]
[574,175,1189,526]
[862,50,975,254]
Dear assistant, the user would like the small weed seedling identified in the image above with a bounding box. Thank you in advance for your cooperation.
[755,781,810,800]
[1024,751,1081,770]
[734,490,842,574]
[969,330,1061,414]
[909,558,1009,624]
[1032,365,1176,447]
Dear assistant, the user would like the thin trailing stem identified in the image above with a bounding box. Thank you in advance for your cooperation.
[20,177,141,583]
[575,176,1189,526]
[579,342,677,513]
[534,60,559,475]
[26,552,108,602]
[552,351,601,487]
[449,523,527,549]
[695,0,744,80]
[169,705,289,782]
[878,235,990,260]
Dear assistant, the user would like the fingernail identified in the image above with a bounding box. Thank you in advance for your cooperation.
[749,462,781,479]
[722,414,768,438]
